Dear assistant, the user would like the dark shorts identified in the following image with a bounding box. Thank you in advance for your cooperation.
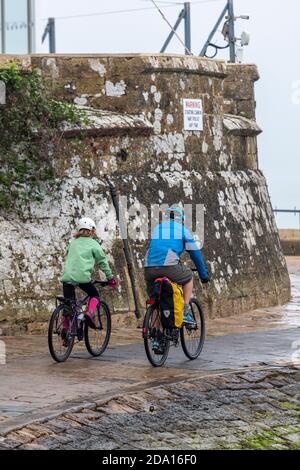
[144,264,193,296]
[62,282,99,301]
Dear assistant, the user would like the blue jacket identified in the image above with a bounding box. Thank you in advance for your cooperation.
[145,220,208,281]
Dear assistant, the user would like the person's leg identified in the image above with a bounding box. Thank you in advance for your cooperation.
[144,268,159,298]
[88,297,99,313]
[79,283,100,322]
[146,279,155,298]
[63,282,76,301]
[182,278,193,306]
[62,283,75,329]
[182,278,195,323]
[164,265,194,324]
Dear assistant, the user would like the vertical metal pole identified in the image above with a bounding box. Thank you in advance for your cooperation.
[49,17,56,53]
[106,177,141,320]
[184,2,191,55]
[27,0,36,53]
[1,0,6,53]
[227,0,236,62]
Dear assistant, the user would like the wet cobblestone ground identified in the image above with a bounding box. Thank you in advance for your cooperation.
[1,258,299,450]
[0,365,299,450]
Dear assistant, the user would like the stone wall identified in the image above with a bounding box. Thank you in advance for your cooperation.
[0,54,291,333]
[279,230,300,256]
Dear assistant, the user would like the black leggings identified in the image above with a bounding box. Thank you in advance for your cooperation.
[62,282,99,301]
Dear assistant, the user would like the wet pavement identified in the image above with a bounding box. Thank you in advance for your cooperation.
[1,365,298,450]
[0,257,299,443]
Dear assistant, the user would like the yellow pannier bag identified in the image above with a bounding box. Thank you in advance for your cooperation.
[153,277,184,329]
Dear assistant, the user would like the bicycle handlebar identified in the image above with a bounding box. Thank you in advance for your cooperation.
[93,280,110,287]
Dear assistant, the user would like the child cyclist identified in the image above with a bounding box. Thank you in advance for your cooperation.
[60,217,118,333]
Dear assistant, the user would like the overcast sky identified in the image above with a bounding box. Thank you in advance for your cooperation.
[34,0,300,228]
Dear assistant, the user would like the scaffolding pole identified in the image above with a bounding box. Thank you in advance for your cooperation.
[42,17,56,53]
[160,2,191,55]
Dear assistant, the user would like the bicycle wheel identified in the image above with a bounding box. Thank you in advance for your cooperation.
[84,301,111,357]
[180,298,205,360]
[143,305,170,367]
[48,304,75,363]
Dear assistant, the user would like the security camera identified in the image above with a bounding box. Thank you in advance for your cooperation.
[222,21,229,40]
[241,31,250,46]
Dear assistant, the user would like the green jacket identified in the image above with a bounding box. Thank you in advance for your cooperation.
[60,237,113,284]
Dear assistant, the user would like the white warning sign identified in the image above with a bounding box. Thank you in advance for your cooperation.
[183,99,203,131]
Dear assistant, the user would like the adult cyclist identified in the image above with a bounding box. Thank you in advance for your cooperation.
[144,207,209,326]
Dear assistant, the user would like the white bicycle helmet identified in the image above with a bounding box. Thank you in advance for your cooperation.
[77,217,96,231]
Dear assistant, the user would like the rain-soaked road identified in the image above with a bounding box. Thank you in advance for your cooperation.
[0,258,299,437]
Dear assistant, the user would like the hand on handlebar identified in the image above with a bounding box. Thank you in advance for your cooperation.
[191,268,210,285]
[108,277,118,289]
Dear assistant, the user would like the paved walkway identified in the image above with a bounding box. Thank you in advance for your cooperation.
[0,257,299,449]
[1,365,298,450]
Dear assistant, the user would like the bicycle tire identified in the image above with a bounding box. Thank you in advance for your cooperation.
[180,298,205,360]
[48,304,75,363]
[84,301,111,357]
[143,305,170,367]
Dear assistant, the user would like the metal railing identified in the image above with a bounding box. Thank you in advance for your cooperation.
[273,208,300,231]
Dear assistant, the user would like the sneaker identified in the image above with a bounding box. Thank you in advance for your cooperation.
[85,311,96,329]
[183,312,196,326]
[152,338,164,355]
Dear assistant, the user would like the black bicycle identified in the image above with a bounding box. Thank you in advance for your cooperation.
[143,272,206,367]
[48,281,111,363]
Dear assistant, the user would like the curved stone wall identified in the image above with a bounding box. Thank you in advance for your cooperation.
[0,54,290,332]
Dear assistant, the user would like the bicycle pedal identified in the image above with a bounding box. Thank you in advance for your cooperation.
[153,348,164,355]
[152,341,164,355]
[186,324,197,331]
[62,336,71,348]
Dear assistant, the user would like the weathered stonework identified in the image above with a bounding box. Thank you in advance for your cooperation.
[279,230,300,256]
[0,53,290,332]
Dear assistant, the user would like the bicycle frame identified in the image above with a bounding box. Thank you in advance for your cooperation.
[58,294,90,337]
[49,279,112,363]
[56,280,109,337]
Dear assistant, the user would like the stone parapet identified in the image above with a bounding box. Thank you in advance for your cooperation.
[0,54,290,332]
